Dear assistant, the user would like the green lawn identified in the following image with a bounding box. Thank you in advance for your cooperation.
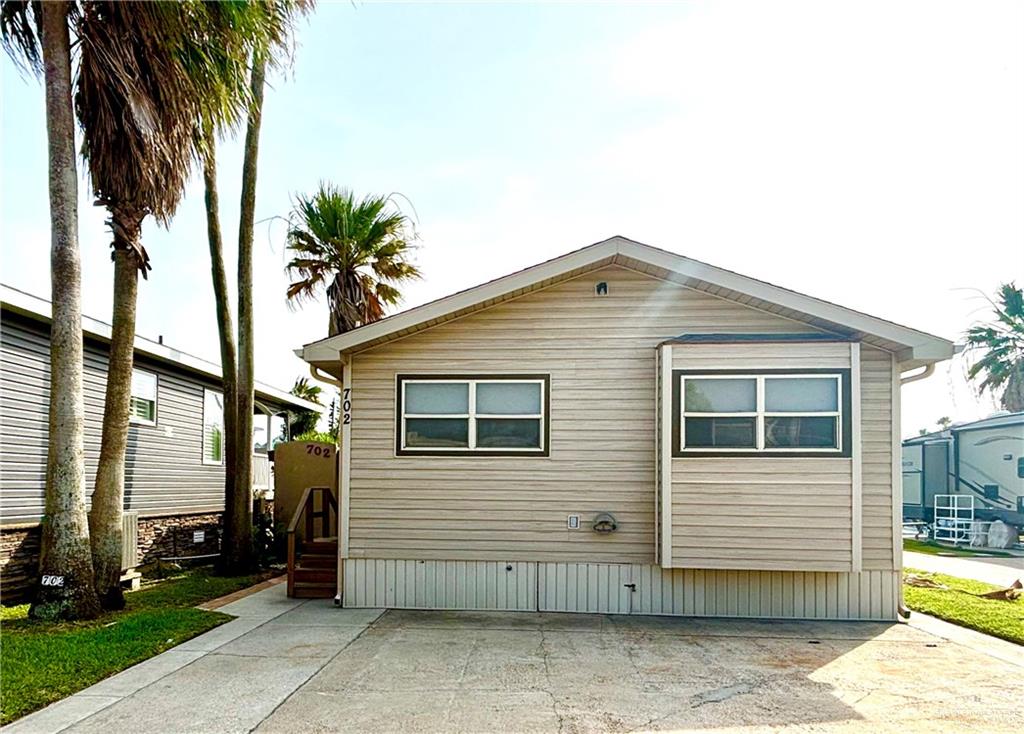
[903,568,1024,646]
[1,568,272,725]
[903,538,1014,558]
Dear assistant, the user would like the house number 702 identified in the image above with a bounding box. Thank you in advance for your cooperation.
[342,388,351,425]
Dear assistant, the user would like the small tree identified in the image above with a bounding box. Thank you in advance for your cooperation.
[965,283,1024,412]
[288,377,322,436]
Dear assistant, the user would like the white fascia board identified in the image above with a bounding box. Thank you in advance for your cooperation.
[298,236,954,365]
[2,284,323,414]
[621,240,954,364]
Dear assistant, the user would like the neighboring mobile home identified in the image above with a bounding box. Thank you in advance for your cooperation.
[0,284,321,601]
[902,412,1024,527]
[298,237,954,620]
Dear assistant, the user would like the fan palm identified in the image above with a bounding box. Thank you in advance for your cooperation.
[965,283,1024,412]
[285,185,422,336]
[2,0,101,620]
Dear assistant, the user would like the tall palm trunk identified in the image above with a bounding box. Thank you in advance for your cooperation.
[31,0,101,621]
[88,229,143,610]
[226,51,267,573]
[202,134,240,572]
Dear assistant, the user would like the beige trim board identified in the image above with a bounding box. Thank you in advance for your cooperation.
[851,342,863,571]
[659,344,673,568]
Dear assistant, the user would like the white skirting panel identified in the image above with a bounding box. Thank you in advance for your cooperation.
[344,559,537,611]
[344,559,900,620]
[538,564,900,621]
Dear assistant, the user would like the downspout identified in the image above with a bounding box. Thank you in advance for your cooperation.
[895,360,938,618]
[899,363,935,385]
[309,363,343,389]
[308,358,346,607]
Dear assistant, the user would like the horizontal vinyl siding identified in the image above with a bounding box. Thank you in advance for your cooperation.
[861,346,895,569]
[348,265,823,565]
[669,341,855,572]
[670,459,853,571]
[1,316,228,524]
[672,342,852,369]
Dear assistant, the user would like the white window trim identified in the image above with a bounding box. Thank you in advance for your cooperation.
[202,388,225,466]
[680,373,843,453]
[400,378,546,453]
[129,368,158,426]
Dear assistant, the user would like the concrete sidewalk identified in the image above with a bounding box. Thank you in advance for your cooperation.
[904,549,1024,586]
[6,583,1023,733]
[4,584,383,734]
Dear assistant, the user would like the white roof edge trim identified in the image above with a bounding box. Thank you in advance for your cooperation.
[2,284,323,414]
[299,236,954,365]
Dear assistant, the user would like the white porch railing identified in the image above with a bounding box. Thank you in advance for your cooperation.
[252,452,271,491]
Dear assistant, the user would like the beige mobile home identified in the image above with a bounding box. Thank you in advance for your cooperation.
[297,237,953,620]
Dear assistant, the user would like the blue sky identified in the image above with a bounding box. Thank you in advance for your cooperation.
[2,1,1022,435]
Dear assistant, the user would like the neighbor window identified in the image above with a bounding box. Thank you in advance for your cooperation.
[679,372,846,454]
[130,369,158,425]
[203,389,225,465]
[398,375,548,454]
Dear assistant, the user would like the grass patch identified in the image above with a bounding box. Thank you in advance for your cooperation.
[0,568,274,725]
[904,568,1024,646]
[903,538,1014,557]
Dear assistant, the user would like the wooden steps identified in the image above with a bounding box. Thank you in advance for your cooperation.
[287,487,339,599]
[289,535,338,598]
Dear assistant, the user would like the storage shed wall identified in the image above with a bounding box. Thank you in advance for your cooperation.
[347,265,829,565]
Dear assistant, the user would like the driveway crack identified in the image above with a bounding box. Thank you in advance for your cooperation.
[539,629,566,734]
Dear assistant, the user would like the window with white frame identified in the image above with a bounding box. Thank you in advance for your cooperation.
[678,372,847,454]
[130,368,158,424]
[203,389,225,465]
[397,376,548,454]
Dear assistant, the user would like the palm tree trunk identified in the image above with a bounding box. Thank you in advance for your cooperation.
[88,239,141,610]
[227,51,267,573]
[31,0,101,621]
[202,135,240,573]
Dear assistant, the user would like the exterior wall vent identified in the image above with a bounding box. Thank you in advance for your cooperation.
[595,281,609,297]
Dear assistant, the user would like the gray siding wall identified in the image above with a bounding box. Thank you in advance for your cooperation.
[2,314,234,524]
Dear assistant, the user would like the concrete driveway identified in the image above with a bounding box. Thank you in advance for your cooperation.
[904,549,1024,587]
[9,583,1023,734]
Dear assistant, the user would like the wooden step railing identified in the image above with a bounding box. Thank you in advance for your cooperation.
[286,485,338,598]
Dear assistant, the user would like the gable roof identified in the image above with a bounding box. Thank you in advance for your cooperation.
[2,284,322,414]
[298,236,954,372]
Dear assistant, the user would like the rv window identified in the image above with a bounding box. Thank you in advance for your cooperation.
[679,372,847,455]
[398,376,548,455]
[129,369,158,425]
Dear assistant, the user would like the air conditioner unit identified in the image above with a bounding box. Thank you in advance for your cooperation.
[121,511,139,570]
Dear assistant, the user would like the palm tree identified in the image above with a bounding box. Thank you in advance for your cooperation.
[8,1,289,609]
[285,185,422,336]
[203,3,309,574]
[2,0,101,620]
[965,283,1024,412]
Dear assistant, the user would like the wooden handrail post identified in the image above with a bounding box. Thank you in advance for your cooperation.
[287,532,296,598]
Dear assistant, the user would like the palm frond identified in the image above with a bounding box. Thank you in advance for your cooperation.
[285,183,420,336]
